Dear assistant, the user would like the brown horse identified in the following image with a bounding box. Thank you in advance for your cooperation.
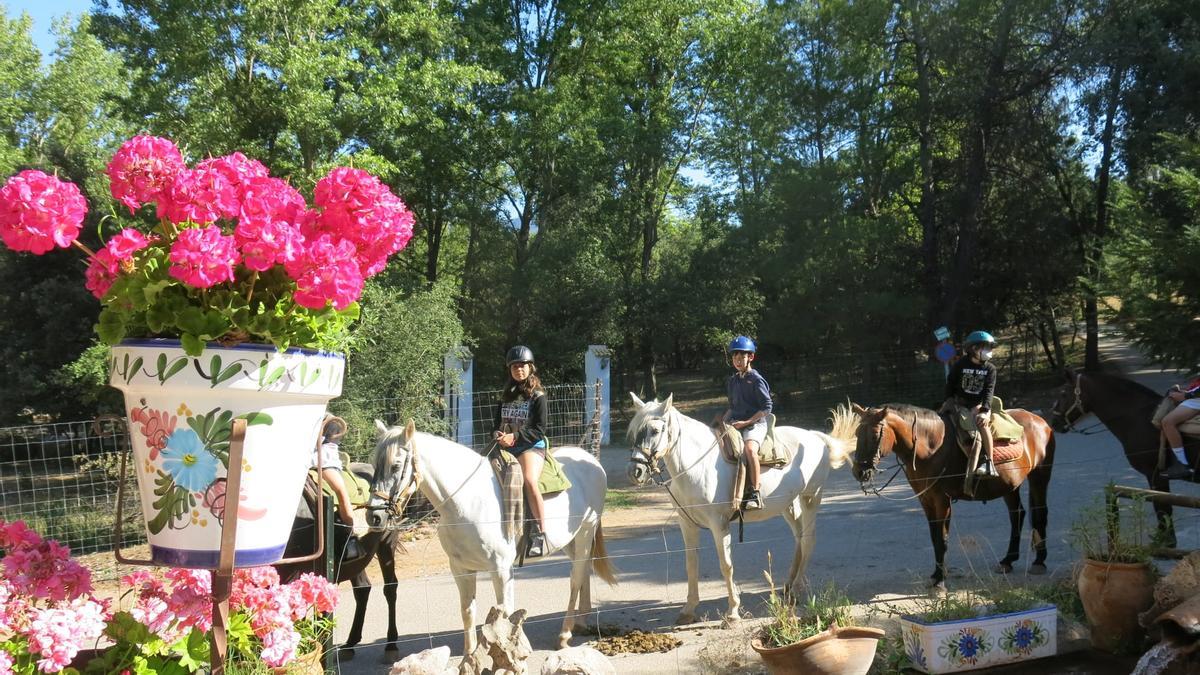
[1050,368,1199,548]
[849,403,1056,590]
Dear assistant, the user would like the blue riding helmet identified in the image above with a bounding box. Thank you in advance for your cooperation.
[964,331,996,348]
[729,335,757,354]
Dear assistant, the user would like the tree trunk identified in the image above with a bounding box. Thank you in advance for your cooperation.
[1085,65,1122,371]
[425,209,443,284]
[940,0,1017,327]
[905,0,941,334]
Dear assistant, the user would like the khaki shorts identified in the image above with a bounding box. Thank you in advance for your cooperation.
[740,420,767,445]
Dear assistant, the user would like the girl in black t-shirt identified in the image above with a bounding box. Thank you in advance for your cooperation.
[493,345,549,557]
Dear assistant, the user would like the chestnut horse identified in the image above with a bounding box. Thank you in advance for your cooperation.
[1050,368,1199,547]
[849,403,1055,590]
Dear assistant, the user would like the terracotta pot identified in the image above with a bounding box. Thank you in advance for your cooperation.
[751,625,885,675]
[1077,558,1155,652]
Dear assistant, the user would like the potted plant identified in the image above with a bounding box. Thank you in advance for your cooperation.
[1070,490,1156,653]
[0,136,414,567]
[750,566,884,675]
[896,588,1057,674]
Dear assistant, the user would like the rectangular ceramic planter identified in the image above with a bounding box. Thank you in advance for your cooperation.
[900,604,1057,674]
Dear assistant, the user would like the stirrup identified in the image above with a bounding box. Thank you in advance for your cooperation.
[525,532,545,558]
[742,490,763,511]
[974,461,998,478]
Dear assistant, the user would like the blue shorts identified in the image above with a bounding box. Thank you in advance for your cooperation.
[511,439,547,456]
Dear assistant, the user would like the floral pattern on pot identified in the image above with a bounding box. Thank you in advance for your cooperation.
[937,627,991,667]
[999,619,1048,656]
[904,625,929,671]
[138,404,272,535]
[110,348,342,393]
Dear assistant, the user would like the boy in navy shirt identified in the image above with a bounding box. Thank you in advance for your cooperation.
[722,336,772,510]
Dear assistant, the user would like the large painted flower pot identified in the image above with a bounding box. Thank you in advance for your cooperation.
[109,339,344,568]
[900,604,1057,673]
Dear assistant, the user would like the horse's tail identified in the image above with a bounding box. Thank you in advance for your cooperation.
[822,402,859,470]
[591,521,619,586]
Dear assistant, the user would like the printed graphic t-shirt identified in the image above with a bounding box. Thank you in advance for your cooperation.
[945,357,997,412]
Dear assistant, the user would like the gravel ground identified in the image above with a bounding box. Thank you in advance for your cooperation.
[327,329,1200,674]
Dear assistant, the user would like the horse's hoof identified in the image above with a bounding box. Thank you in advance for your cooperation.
[994,562,1014,574]
[339,647,356,661]
[721,613,742,628]
[674,612,698,626]
[1029,563,1047,575]
[558,632,572,650]
[927,580,947,596]
[384,642,399,654]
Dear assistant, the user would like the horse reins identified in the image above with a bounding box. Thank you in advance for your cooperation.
[1055,379,1107,435]
[858,415,948,501]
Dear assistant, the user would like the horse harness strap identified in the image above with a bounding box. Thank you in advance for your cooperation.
[631,412,716,534]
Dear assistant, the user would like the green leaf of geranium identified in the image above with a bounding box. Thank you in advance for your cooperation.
[96,308,128,345]
[180,333,205,356]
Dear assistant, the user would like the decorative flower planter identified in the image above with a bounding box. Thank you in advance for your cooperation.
[751,625,885,675]
[109,339,344,568]
[900,605,1057,674]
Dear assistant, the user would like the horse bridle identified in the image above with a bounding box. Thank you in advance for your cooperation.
[1053,379,1089,433]
[629,414,680,487]
[372,435,422,526]
[856,410,945,501]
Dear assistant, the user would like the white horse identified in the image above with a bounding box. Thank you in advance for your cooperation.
[624,394,855,625]
[368,420,617,654]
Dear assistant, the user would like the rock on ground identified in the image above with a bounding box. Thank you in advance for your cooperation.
[540,646,616,675]
[390,645,455,675]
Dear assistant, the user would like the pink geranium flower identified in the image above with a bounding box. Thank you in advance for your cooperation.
[105,228,152,263]
[197,152,269,195]
[159,166,242,225]
[168,226,238,288]
[105,135,186,213]
[309,167,413,277]
[284,234,364,310]
[84,248,120,299]
[0,170,87,255]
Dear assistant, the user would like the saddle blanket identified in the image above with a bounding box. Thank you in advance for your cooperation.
[716,415,790,468]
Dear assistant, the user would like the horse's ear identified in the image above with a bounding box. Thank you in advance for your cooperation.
[404,419,416,438]
[663,393,674,411]
[374,419,388,434]
[629,391,645,407]
[850,402,867,415]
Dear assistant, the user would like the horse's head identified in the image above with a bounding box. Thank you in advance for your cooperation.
[849,403,897,484]
[367,419,419,531]
[625,391,676,486]
[1050,368,1087,433]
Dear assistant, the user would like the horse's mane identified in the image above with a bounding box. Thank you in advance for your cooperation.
[881,403,946,449]
[626,401,669,443]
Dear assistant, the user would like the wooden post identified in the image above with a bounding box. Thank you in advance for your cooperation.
[211,419,247,674]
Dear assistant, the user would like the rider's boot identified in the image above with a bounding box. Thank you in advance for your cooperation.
[742,488,763,511]
[975,432,999,478]
[526,521,546,558]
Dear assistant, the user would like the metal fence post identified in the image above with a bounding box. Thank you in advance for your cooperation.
[585,346,612,445]
[444,346,474,445]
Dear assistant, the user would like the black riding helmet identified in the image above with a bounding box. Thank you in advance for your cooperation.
[506,345,534,366]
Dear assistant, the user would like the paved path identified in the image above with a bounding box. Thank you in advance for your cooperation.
[326,328,1200,673]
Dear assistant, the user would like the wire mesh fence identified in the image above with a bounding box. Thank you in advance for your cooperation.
[0,383,603,563]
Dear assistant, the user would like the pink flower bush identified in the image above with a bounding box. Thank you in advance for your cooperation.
[168,225,238,288]
[117,566,338,670]
[0,170,87,255]
[0,136,414,355]
[0,521,110,674]
[105,135,186,213]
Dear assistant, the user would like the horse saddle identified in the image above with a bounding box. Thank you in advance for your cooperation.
[1152,398,1200,438]
[716,414,789,468]
[950,399,1026,465]
[306,452,372,509]
[488,446,573,552]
